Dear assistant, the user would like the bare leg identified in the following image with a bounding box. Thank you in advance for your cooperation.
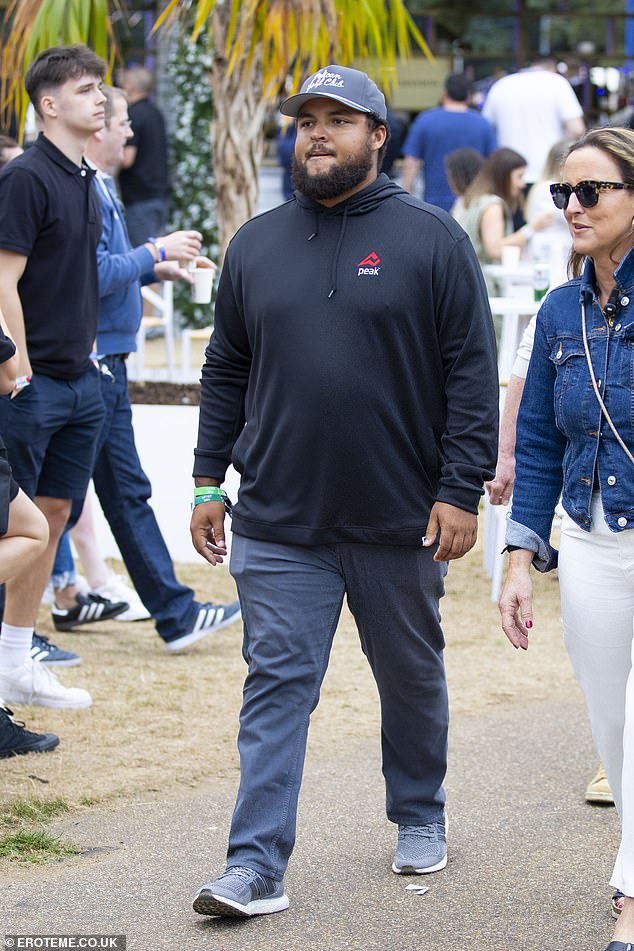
[69,491,109,590]
[5,496,70,628]
[0,490,48,585]
[0,495,92,710]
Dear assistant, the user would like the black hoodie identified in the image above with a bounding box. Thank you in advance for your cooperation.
[194,173,498,547]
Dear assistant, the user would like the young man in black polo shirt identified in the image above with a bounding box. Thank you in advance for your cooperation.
[0,46,115,710]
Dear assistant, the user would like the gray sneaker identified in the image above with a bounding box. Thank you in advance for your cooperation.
[192,866,289,918]
[392,819,447,874]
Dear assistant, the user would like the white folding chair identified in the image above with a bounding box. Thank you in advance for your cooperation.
[488,296,540,380]
[181,326,213,382]
[130,281,175,380]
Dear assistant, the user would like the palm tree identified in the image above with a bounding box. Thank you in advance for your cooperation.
[1,0,430,254]
[158,0,430,251]
[1,0,116,135]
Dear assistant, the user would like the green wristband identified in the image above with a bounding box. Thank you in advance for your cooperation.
[194,486,225,501]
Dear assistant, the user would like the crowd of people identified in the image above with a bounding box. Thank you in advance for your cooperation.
[1,43,634,951]
[0,49,240,760]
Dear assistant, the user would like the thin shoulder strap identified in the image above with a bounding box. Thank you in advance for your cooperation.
[581,300,634,466]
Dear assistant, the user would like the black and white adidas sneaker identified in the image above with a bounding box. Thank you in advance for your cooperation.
[51,593,129,631]
[165,601,242,652]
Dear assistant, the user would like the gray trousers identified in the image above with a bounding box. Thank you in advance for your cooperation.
[226,534,449,880]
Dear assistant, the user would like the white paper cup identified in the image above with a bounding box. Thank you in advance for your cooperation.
[501,245,521,268]
[191,267,214,304]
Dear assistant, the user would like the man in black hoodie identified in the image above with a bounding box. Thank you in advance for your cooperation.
[190,65,498,919]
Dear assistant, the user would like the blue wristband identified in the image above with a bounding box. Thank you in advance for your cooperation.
[148,238,166,262]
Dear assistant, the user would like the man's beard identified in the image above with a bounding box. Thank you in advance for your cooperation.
[291,142,374,200]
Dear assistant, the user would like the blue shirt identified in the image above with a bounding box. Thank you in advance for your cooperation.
[403,108,496,211]
[507,249,634,570]
[94,172,157,355]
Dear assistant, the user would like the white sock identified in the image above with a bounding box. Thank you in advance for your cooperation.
[0,623,34,671]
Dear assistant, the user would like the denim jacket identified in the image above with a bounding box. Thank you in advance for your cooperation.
[506,248,634,571]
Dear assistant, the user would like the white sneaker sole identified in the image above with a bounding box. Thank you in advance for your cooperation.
[40,657,82,668]
[0,690,92,710]
[193,889,289,917]
[0,678,92,710]
[392,852,447,874]
[165,608,242,653]
[115,606,151,622]
[585,790,614,804]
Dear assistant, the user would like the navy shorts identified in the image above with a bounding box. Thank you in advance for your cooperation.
[0,369,105,500]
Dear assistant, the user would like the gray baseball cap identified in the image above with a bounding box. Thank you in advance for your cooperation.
[280,64,387,121]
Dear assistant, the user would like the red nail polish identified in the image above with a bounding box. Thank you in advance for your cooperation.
[525,619,533,629]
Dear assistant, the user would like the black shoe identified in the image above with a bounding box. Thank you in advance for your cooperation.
[0,706,59,758]
[51,592,129,631]
[31,632,81,667]
[164,601,242,652]
[605,943,634,950]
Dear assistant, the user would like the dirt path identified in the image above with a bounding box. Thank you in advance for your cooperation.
[2,542,616,949]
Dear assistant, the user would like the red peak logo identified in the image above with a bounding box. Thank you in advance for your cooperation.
[357,250,381,278]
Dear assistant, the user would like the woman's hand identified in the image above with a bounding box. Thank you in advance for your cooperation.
[485,452,516,505]
[499,549,535,650]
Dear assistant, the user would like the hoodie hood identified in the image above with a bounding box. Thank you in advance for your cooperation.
[293,172,405,218]
[294,173,406,297]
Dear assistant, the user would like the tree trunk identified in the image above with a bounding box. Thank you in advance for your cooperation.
[210,6,267,260]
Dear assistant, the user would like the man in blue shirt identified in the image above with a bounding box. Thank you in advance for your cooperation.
[401,74,496,212]
[78,85,241,651]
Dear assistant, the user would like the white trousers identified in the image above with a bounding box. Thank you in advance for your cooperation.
[559,494,634,895]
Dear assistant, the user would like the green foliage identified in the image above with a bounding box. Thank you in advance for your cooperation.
[0,796,69,827]
[158,0,430,100]
[0,0,117,135]
[0,829,78,863]
[166,22,218,330]
[0,797,76,863]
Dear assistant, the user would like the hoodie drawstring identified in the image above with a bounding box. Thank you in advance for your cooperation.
[307,209,319,242]
[328,206,349,299]
[296,175,403,299]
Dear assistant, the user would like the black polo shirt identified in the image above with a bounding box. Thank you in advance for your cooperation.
[0,133,101,379]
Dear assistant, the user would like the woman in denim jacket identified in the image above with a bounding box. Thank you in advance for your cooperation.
[499,127,634,951]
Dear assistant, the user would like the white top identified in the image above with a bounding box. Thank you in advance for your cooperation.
[482,68,583,183]
[512,315,537,379]
[525,180,570,241]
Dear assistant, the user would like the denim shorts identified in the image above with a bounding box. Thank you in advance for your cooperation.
[0,368,105,500]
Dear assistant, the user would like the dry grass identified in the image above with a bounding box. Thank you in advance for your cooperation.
[0,534,576,842]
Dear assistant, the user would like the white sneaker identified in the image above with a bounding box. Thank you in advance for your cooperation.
[45,575,90,606]
[91,573,150,622]
[0,658,92,709]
